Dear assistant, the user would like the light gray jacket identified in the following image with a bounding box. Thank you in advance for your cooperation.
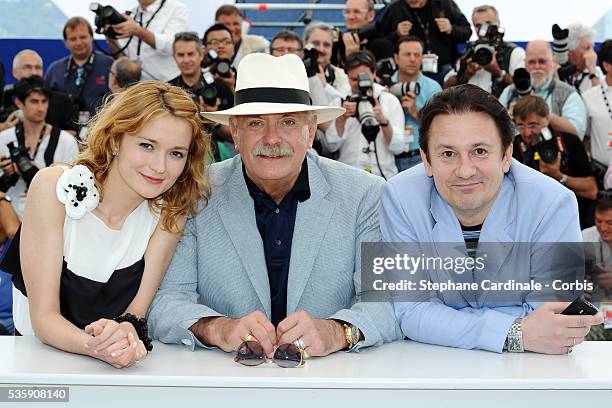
[148,152,402,351]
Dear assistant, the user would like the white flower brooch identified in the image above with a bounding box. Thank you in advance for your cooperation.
[56,165,99,219]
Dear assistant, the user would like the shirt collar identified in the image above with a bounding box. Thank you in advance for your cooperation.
[243,158,311,204]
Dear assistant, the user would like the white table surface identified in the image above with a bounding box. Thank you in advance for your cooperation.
[1,336,611,406]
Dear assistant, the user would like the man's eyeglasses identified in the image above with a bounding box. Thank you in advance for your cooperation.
[514,123,542,131]
[207,39,233,46]
[18,64,43,72]
[234,339,307,368]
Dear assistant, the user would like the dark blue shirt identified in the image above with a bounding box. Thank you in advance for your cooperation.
[45,52,113,116]
[244,160,311,326]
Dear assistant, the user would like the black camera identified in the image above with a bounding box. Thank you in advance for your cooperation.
[461,23,505,66]
[0,172,18,193]
[302,44,319,78]
[552,24,577,83]
[346,72,379,142]
[376,58,396,88]
[196,70,218,107]
[389,81,420,98]
[201,49,232,78]
[348,21,382,42]
[513,68,533,97]
[6,142,39,187]
[90,3,127,39]
[523,127,565,169]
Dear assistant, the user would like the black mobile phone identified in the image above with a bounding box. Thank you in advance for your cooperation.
[561,297,599,316]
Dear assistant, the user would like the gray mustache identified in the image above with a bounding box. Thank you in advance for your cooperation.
[252,144,294,157]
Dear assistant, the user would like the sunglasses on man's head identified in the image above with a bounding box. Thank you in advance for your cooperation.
[234,340,306,368]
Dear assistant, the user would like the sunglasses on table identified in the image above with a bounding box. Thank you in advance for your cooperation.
[234,340,307,368]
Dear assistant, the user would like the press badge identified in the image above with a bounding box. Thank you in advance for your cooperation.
[404,125,414,144]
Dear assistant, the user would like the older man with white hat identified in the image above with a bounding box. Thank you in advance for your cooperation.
[148,53,402,360]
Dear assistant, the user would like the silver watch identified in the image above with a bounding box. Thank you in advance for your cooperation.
[505,318,524,352]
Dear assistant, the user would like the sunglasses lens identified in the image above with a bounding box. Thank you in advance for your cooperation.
[234,341,265,366]
[273,343,302,368]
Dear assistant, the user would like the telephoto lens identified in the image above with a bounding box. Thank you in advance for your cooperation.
[513,68,532,96]
[389,82,421,98]
[551,24,569,65]
[215,59,232,78]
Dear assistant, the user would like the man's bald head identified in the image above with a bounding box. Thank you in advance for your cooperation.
[12,50,43,80]
[525,40,555,88]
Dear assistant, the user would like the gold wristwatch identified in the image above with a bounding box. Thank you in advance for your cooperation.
[342,323,361,350]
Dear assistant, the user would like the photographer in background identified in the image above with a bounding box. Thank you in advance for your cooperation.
[108,57,142,93]
[202,24,237,94]
[499,40,587,139]
[390,36,441,171]
[444,5,524,97]
[169,31,234,161]
[46,17,113,124]
[582,39,612,189]
[333,0,394,67]
[214,4,269,68]
[106,0,188,82]
[512,95,597,228]
[378,0,472,86]
[565,24,603,94]
[0,77,79,219]
[304,22,352,102]
[581,198,612,341]
[1,50,78,132]
[0,190,20,335]
[324,51,404,178]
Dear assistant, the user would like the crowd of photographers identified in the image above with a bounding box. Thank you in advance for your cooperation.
[0,0,611,237]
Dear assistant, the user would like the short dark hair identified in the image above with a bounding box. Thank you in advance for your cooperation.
[113,58,141,88]
[344,50,377,73]
[15,75,50,102]
[596,198,612,213]
[173,31,202,54]
[203,23,233,45]
[512,95,549,120]
[419,84,514,158]
[394,35,424,55]
[215,4,243,19]
[271,30,303,49]
[598,39,612,75]
[63,16,93,40]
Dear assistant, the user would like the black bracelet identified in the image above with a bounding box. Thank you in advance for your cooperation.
[114,313,153,351]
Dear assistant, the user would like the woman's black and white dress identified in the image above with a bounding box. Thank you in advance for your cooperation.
[4,165,159,335]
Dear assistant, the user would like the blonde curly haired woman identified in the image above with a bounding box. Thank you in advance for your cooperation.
[2,81,211,368]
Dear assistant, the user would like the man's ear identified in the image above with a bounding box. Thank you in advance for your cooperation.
[228,118,240,149]
[308,113,317,147]
[420,148,433,177]
[14,99,24,110]
[502,143,513,174]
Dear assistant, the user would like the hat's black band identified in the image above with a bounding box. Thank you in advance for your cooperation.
[234,87,312,106]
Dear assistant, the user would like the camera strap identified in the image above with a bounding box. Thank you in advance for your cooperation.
[15,122,45,161]
[136,0,167,58]
[600,84,612,121]
[14,123,60,167]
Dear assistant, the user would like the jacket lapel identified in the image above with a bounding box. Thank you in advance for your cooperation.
[476,176,516,304]
[216,158,271,317]
[286,156,335,314]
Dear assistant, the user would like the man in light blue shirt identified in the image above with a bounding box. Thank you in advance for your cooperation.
[381,84,602,354]
[390,36,441,172]
[499,40,587,139]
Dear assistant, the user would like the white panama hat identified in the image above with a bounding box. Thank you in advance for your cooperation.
[200,53,345,126]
